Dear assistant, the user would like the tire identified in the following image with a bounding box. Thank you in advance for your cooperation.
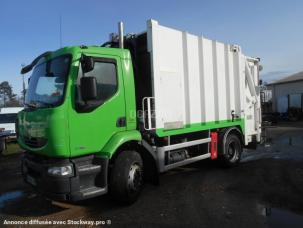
[220,133,242,167]
[110,150,144,204]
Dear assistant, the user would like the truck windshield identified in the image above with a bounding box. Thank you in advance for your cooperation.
[25,55,71,108]
[0,113,17,124]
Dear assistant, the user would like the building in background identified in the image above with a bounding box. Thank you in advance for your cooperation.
[260,87,273,113]
[267,72,303,119]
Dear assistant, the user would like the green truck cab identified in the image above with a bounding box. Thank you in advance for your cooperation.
[19,46,145,202]
[18,20,261,203]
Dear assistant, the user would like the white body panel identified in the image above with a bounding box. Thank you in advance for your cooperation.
[0,107,23,114]
[147,20,261,144]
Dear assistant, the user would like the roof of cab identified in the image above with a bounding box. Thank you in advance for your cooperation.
[51,46,131,60]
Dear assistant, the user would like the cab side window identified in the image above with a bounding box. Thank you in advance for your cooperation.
[76,59,118,112]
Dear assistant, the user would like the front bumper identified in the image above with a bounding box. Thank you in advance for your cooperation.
[22,152,108,201]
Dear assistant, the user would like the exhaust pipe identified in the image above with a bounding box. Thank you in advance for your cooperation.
[118,21,124,49]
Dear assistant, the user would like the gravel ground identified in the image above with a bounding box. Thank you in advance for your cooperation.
[1,122,303,227]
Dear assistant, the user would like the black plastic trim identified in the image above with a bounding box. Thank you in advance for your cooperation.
[22,152,109,201]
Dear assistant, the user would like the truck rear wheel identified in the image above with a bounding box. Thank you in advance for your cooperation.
[220,133,242,167]
[110,150,144,204]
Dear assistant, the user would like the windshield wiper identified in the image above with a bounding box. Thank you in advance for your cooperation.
[25,102,39,109]
[25,101,54,109]
[36,100,54,108]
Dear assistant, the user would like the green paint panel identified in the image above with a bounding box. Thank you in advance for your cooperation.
[17,105,70,157]
[99,130,142,158]
[156,119,245,137]
[120,57,137,130]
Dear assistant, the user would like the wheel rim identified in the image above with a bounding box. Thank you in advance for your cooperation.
[128,163,143,192]
[227,141,239,162]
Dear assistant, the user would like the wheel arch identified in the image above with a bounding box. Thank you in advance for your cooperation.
[218,126,244,155]
[99,130,142,158]
[109,139,159,184]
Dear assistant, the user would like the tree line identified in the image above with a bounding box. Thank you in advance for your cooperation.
[0,81,24,107]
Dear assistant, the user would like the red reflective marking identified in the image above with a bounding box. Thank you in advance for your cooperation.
[210,132,218,159]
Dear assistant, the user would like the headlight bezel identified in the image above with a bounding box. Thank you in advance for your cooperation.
[47,165,74,177]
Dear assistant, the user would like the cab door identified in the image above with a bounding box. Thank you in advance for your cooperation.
[69,55,126,157]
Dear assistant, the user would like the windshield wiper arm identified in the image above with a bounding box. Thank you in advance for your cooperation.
[25,102,39,109]
[25,101,54,109]
[36,100,54,108]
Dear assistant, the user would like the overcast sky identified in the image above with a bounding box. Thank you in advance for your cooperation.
[1,0,303,95]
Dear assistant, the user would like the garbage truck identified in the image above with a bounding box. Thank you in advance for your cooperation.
[18,20,262,203]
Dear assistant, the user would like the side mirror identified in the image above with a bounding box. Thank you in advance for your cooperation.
[80,77,97,101]
[81,55,94,73]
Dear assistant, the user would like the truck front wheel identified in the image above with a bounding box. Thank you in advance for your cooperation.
[220,133,242,167]
[110,150,144,204]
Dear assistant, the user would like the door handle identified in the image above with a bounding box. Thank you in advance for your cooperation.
[116,117,126,127]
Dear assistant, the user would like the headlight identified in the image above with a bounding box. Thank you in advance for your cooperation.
[47,165,73,177]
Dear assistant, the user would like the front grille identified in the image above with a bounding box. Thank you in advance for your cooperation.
[24,136,47,148]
